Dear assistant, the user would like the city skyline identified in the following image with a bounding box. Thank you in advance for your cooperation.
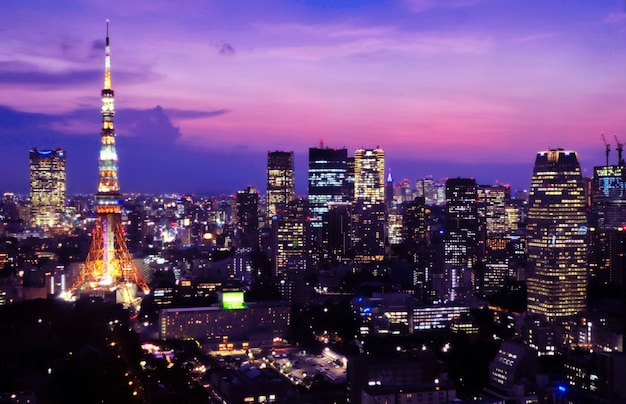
[2,1,626,195]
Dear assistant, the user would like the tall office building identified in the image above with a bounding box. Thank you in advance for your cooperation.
[403,197,427,249]
[308,146,349,228]
[589,152,626,286]
[353,148,386,263]
[354,148,385,204]
[235,186,259,248]
[323,202,352,263]
[444,178,478,301]
[29,148,67,228]
[345,156,355,201]
[526,149,587,321]
[1,193,19,222]
[267,151,295,219]
[274,199,309,301]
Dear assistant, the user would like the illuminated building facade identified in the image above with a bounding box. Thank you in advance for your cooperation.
[403,197,427,248]
[444,178,478,301]
[274,199,309,301]
[29,148,66,228]
[484,342,540,403]
[526,149,587,321]
[477,185,511,297]
[353,200,386,263]
[71,22,149,305]
[589,164,626,285]
[159,296,290,345]
[354,148,385,204]
[267,151,295,219]
[353,148,386,263]
[308,146,349,228]
[477,185,510,239]
[592,165,626,230]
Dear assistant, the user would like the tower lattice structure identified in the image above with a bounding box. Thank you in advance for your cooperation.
[71,21,149,305]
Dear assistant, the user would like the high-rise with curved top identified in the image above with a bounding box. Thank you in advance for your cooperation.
[526,149,587,321]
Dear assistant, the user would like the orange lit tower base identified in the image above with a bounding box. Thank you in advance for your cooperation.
[70,21,149,308]
[72,204,149,306]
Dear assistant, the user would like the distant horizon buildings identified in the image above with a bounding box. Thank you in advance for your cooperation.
[29,148,66,228]
[526,149,588,321]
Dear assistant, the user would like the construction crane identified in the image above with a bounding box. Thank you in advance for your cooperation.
[615,135,624,166]
[601,133,610,166]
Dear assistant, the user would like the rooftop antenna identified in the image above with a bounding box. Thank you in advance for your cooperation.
[601,133,610,166]
[615,134,624,166]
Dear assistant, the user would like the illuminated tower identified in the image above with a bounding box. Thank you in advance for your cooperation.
[71,21,149,305]
[526,149,587,321]
[29,148,66,228]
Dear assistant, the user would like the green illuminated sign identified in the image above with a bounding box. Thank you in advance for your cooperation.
[222,292,246,310]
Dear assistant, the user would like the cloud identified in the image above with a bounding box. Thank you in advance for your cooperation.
[406,0,485,12]
[116,106,228,143]
[0,104,237,194]
[603,12,626,25]
[0,60,100,87]
[251,33,492,61]
[253,22,395,39]
[0,59,154,89]
[219,43,235,56]
[166,108,230,120]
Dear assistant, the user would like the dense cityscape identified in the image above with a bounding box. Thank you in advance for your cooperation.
[3,7,626,404]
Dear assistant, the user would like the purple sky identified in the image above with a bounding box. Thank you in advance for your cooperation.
[2,0,626,195]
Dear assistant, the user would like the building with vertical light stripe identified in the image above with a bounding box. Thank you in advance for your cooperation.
[526,149,587,321]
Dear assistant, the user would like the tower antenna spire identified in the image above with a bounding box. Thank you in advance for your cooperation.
[104,19,111,90]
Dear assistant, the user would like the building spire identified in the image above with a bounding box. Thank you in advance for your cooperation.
[98,19,119,197]
[104,19,111,90]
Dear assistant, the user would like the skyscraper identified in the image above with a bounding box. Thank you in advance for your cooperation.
[353,147,386,263]
[354,148,385,204]
[235,186,259,248]
[29,148,66,228]
[526,149,587,320]
[589,148,626,286]
[308,146,349,228]
[267,151,295,219]
[274,199,309,301]
[70,22,149,305]
[444,178,478,301]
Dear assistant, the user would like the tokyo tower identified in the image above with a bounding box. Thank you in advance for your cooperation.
[70,21,149,306]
